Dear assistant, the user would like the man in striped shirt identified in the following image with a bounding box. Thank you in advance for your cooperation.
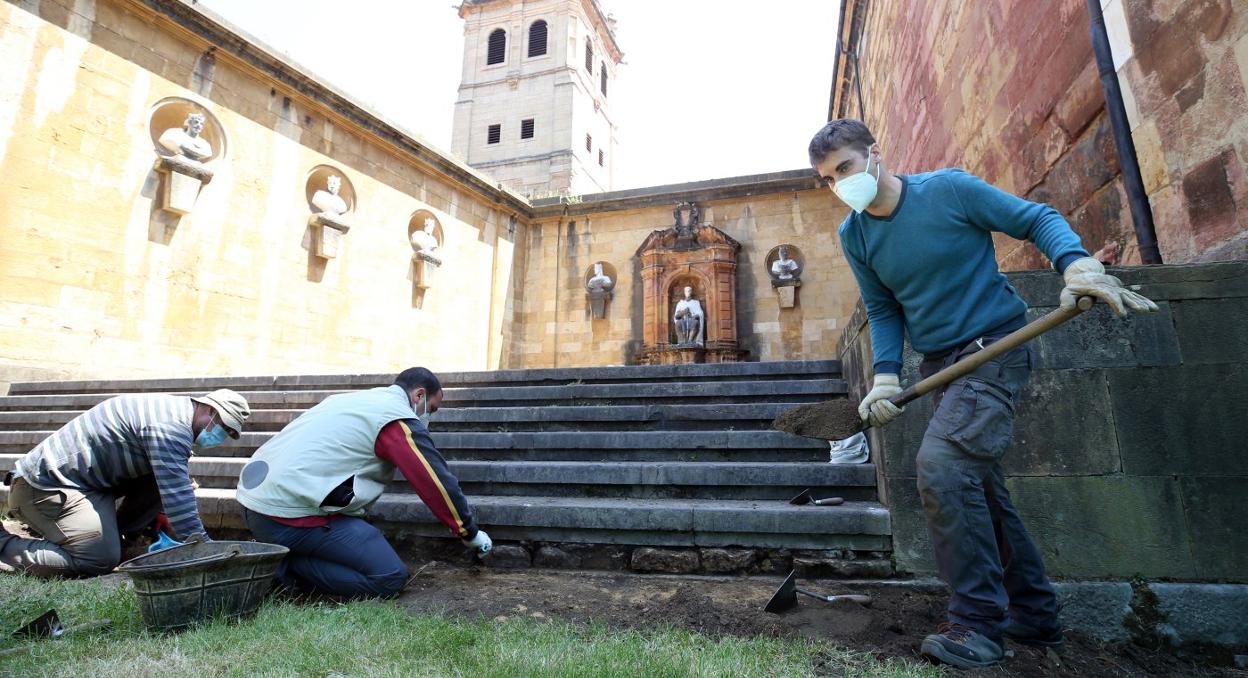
[236,367,491,599]
[1,389,251,577]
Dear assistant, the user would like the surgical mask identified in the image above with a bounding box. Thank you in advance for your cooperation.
[413,394,430,426]
[833,153,879,213]
[196,423,228,449]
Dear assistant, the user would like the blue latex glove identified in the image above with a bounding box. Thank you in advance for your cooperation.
[148,531,185,553]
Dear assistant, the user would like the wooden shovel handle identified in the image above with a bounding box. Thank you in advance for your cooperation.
[890,296,1094,407]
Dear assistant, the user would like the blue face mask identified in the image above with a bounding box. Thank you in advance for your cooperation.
[196,423,228,449]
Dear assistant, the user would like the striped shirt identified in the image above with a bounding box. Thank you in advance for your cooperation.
[16,394,206,539]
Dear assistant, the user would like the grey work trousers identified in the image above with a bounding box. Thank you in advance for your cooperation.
[916,341,1059,638]
[1,475,160,577]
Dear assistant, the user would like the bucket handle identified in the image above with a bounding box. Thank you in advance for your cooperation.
[120,546,241,573]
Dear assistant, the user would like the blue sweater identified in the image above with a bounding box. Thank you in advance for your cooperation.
[839,168,1089,374]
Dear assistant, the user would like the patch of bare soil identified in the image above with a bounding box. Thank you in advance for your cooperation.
[395,564,1241,677]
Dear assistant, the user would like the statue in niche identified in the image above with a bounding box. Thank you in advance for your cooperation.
[312,174,348,216]
[158,112,212,161]
[586,262,614,292]
[770,245,802,282]
[410,217,441,262]
[673,286,705,346]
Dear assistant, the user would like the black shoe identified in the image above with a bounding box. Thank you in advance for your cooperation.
[1003,617,1065,648]
[920,622,1005,669]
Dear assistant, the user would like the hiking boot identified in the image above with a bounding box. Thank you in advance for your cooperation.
[920,621,1005,669]
[1003,617,1065,648]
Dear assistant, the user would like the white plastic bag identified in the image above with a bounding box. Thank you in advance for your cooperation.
[828,431,869,464]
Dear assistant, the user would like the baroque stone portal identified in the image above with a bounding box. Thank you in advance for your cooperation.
[635,202,745,364]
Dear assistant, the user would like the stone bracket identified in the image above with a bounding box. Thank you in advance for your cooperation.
[309,214,352,259]
[154,156,214,216]
[413,250,443,290]
[773,279,801,309]
[587,289,613,319]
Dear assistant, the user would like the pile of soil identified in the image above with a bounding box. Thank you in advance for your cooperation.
[396,564,1240,677]
[772,400,863,440]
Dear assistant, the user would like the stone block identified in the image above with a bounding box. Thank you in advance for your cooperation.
[1179,477,1248,581]
[1171,298,1248,365]
[533,545,579,569]
[1150,583,1248,647]
[485,544,531,569]
[881,476,935,575]
[1052,581,1133,643]
[1183,149,1241,252]
[793,554,893,578]
[1009,370,1120,476]
[1110,364,1248,476]
[1027,302,1181,370]
[562,543,629,570]
[699,548,756,573]
[1005,476,1196,579]
[630,547,699,573]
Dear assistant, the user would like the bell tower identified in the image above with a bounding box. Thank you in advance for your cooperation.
[452,0,621,198]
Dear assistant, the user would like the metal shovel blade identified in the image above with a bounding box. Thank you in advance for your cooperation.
[789,489,845,506]
[764,571,800,614]
[13,609,61,639]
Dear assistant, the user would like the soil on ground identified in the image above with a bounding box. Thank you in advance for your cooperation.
[395,563,1242,677]
[772,400,864,441]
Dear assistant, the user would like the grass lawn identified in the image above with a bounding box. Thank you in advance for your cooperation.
[0,574,941,677]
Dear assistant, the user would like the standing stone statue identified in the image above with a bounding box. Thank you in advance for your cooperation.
[158,113,212,161]
[673,286,705,346]
[410,217,441,261]
[312,175,348,216]
[770,244,802,281]
[586,262,614,292]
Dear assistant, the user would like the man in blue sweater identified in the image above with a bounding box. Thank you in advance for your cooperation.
[809,119,1156,669]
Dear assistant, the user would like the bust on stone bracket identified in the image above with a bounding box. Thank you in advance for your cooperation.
[585,261,615,319]
[767,244,805,309]
[410,214,444,291]
[150,104,222,216]
[307,171,354,259]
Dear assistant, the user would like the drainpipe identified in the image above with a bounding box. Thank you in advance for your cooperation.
[1087,0,1163,264]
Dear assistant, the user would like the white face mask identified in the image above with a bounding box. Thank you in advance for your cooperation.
[833,153,879,213]
[412,392,430,426]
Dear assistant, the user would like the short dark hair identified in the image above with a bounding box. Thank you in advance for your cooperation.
[808,119,876,167]
[394,367,442,396]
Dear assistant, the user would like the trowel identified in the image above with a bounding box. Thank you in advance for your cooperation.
[773,296,1095,440]
[788,489,844,506]
[0,609,112,657]
[764,570,872,614]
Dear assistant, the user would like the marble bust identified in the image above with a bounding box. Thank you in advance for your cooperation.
[770,245,801,281]
[158,113,212,161]
[410,217,441,258]
[673,286,705,346]
[586,262,614,292]
[312,175,348,216]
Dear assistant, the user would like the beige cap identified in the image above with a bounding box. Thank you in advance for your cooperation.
[191,388,251,435]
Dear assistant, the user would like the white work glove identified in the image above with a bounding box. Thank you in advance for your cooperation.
[1060,257,1158,317]
[463,530,492,556]
[857,374,904,427]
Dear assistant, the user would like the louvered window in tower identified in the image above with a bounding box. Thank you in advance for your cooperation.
[585,134,592,152]
[520,118,535,139]
[487,124,501,144]
[528,20,548,57]
[487,29,506,65]
[585,42,593,72]
[598,149,604,166]
[600,63,607,96]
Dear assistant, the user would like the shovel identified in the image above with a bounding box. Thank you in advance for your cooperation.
[0,609,112,657]
[764,570,872,613]
[788,489,844,506]
[773,296,1095,440]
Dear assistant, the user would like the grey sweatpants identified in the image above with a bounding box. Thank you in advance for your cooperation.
[1,475,160,577]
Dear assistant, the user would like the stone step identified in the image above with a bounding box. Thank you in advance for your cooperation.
[171,489,892,551]
[0,403,820,432]
[0,429,832,463]
[6,360,842,396]
[0,379,846,411]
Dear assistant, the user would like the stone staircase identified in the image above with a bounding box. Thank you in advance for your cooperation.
[0,361,892,575]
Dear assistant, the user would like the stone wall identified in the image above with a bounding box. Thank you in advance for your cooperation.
[834,0,1247,267]
[506,173,859,368]
[838,261,1248,581]
[0,0,527,389]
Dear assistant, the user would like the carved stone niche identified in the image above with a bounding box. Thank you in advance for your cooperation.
[408,210,444,290]
[634,202,747,365]
[305,166,357,259]
[148,98,226,215]
[766,244,805,309]
[585,261,616,319]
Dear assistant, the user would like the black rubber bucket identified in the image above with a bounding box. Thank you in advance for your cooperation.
[117,541,288,631]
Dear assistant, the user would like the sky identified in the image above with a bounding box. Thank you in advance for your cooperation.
[195,0,839,190]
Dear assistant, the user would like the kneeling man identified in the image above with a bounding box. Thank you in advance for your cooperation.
[237,367,490,599]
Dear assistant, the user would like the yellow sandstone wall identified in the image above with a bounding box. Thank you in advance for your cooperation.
[507,189,857,368]
[0,0,524,388]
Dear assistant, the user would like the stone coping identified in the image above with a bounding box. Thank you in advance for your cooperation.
[531,169,823,218]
